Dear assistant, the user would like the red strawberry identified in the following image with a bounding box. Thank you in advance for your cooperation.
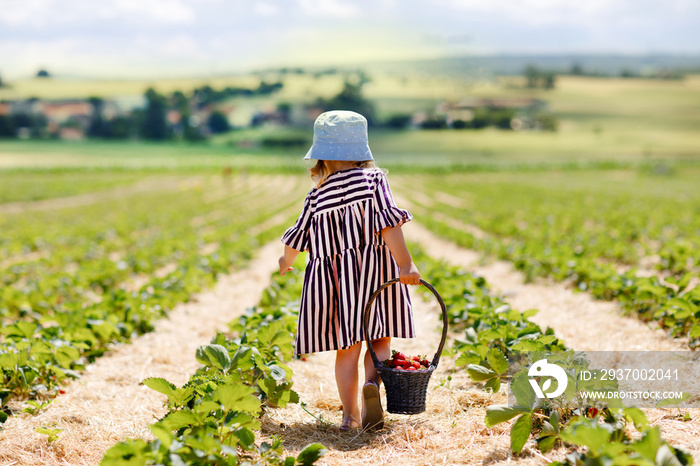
[394,352,407,361]
[412,361,421,369]
[407,366,416,371]
[411,355,420,362]
[588,407,599,418]
[421,359,429,367]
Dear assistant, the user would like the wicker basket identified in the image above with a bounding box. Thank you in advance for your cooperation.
[363,278,448,415]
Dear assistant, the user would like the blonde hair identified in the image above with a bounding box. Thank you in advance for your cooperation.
[309,160,377,187]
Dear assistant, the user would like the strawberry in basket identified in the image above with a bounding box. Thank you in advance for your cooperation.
[382,350,430,371]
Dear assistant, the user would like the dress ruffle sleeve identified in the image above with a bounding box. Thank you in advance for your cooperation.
[373,171,413,233]
[282,191,313,251]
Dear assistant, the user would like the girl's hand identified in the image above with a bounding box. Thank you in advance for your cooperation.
[279,255,293,275]
[399,262,421,285]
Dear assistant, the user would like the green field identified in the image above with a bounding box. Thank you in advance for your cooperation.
[2,70,699,465]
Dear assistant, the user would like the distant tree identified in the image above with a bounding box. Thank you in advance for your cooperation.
[471,108,491,129]
[207,111,231,134]
[420,117,447,130]
[525,65,540,88]
[36,69,51,78]
[322,80,375,125]
[524,65,556,90]
[170,90,189,113]
[452,119,471,129]
[0,115,15,137]
[0,73,4,87]
[544,72,556,89]
[570,63,584,75]
[256,81,283,95]
[492,108,516,129]
[87,97,109,138]
[108,116,135,139]
[385,113,412,129]
[276,102,291,123]
[141,88,170,140]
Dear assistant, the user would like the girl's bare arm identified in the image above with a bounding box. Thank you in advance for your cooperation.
[279,245,300,275]
[381,225,421,285]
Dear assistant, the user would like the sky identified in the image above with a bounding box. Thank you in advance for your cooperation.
[1,0,699,79]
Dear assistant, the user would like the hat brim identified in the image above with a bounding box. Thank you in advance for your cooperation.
[304,141,374,161]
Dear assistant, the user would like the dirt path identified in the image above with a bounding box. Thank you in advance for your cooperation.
[0,240,282,466]
[402,221,700,461]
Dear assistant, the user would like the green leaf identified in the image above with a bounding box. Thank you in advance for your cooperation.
[485,405,527,427]
[142,377,176,398]
[193,400,221,415]
[689,324,700,339]
[158,410,198,431]
[486,348,509,375]
[559,421,609,451]
[623,407,648,429]
[510,413,532,454]
[296,443,328,466]
[211,384,261,414]
[522,309,539,319]
[484,377,501,393]
[101,439,150,466]
[467,364,497,382]
[230,346,255,372]
[149,423,173,449]
[511,371,537,411]
[0,411,8,423]
[0,353,19,370]
[537,435,557,453]
[633,426,663,463]
[196,344,232,372]
[234,427,256,449]
[455,351,481,367]
[510,339,545,352]
[53,346,80,369]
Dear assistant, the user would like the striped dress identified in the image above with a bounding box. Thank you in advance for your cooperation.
[282,167,415,354]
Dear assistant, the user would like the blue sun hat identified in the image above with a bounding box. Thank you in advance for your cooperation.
[304,110,374,161]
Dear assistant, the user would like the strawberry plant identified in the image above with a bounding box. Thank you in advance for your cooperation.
[405,170,700,349]
[1,176,308,418]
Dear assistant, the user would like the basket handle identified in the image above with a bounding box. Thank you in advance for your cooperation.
[363,278,448,369]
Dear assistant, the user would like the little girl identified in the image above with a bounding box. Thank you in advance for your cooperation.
[278,110,421,431]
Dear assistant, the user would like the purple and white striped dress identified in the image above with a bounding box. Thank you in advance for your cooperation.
[282,167,415,354]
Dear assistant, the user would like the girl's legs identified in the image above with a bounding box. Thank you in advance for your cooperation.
[364,337,391,385]
[361,337,391,430]
[335,342,362,425]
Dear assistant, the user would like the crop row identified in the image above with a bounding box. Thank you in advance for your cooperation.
[0,170,150,204]
[398,170,700,346]
[411,245,692,464]
[101,255,323,465]
[0,174,308,421]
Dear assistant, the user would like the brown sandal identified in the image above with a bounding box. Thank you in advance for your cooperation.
[340,416,360,431]
[362,381,384,431]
